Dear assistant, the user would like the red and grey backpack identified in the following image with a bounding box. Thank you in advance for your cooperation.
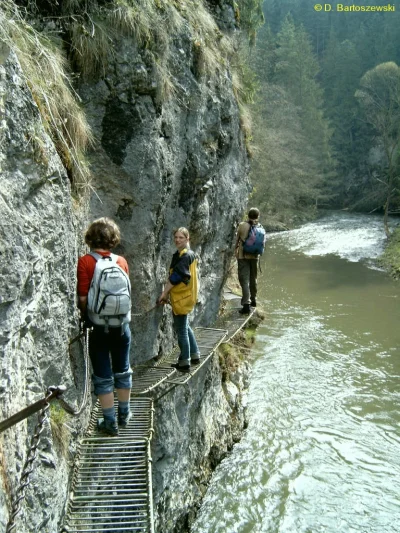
[87,252,131,331]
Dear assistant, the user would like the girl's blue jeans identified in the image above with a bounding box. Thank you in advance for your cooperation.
[173,314,200,364]
[89,324,132,395]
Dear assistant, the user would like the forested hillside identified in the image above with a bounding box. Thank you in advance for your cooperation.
[250,0,400,230]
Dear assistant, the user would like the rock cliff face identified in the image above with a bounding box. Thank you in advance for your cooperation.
[0,1,249,531]
[0,44,90,532]
[153,355,251,533]
[83,31,249,364]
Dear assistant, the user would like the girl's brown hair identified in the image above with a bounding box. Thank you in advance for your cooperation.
[173,227,190,239]
[85,217,121,250]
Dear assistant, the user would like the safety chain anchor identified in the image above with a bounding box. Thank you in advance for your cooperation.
[6,387,60,533]
[0,329,91,531]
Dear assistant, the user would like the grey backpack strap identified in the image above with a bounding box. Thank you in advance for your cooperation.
[89,251,103,261]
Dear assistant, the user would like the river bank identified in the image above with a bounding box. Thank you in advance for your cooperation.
[379,226,400,278]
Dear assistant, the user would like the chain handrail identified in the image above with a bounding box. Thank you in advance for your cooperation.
[0,328,91,433]
[57,327,91,416]
[6,389,52,533]
[1,328,92,531]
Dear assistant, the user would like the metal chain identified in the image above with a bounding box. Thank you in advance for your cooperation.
[131,303,161,317]
[4,329,90,531]
[6,392,52,533]
[58,328,91,416]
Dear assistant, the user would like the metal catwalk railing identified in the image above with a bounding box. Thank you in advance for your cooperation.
[62,292,254,533]
[130,290,251,392]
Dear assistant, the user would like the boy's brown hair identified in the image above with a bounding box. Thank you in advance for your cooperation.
[248,207,260,221]
[85,217,121,250]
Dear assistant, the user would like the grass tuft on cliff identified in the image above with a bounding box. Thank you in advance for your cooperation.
[28,0,232,102]
[1,0,264,186]
[0,0,92,195]
[231,41,260,157]
[218,318,261,382]
[50,404,70,456]
[70,16,115,81]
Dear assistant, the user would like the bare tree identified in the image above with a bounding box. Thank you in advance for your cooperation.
[355,62,400,237]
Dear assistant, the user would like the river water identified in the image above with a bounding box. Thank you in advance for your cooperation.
[192,212,400,533]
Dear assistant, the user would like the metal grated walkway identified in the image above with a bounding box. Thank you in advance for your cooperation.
[162,327,228,385]
[216,290,255,342]
[62,292,254,533]
[62,398,155,533]
[130,327,228,393]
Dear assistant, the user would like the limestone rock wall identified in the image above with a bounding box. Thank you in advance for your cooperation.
[0,45,90,532]
[152,355,251,533]
[82,34,249,365]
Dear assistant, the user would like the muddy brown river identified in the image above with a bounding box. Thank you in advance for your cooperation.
[192,212,400,533]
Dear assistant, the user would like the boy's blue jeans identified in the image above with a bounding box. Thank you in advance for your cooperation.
[173,314,200,364]
[89,324,132,395]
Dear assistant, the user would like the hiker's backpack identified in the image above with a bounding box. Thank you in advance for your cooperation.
[169,248,198,315]
[242,223,267,255]
[87,252,131,330]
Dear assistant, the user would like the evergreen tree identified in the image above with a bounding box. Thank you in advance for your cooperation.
[249,15,335,223]
[237,0,265,44]
[322,35,364,175]
[251,0,400,219]
[274,17,332,186]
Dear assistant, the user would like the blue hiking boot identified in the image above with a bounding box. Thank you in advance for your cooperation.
[118,409,132,427]
[97,417,118,436]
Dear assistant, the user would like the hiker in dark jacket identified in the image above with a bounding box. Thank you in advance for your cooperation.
[158,227,200,373]
[77,217,132,436]
[235,207,261,315]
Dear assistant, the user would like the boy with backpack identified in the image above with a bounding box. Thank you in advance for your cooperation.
[235,207,266,315]
[77,217,132,436]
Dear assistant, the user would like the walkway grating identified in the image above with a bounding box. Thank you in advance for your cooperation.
[131,327,228,393]
[164,327,228,385]
[62,295,254,533]
[216,290,255,342]
[62,397,155,533]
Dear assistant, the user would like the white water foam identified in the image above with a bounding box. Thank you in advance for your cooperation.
[271,213,390,263]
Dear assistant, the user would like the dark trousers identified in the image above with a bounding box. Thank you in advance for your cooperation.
[238,258,258,305]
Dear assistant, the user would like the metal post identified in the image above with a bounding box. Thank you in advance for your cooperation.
[0,386,66,434]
